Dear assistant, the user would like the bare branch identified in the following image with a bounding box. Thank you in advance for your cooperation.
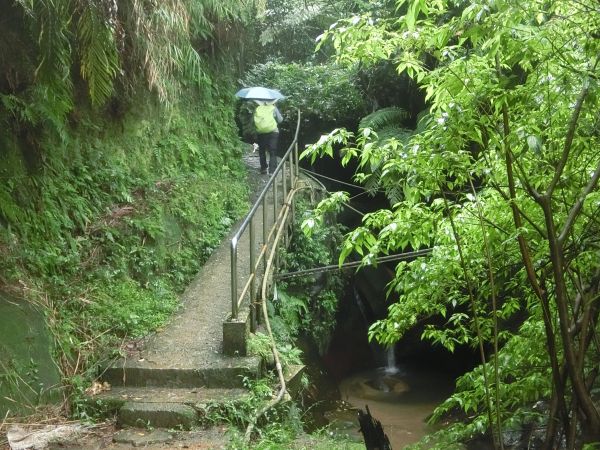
[558,160,600,244]
[487,178,547,238]
[547,57,599,196]
[511,148,542,200]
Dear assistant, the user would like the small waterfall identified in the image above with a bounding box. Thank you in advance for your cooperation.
[353,286,392,369]
[385,347,399,374]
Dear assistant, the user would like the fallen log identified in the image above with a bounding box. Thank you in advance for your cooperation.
[358,405,392,450]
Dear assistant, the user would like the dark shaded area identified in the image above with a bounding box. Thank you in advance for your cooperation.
[0,1,35,95]
[323,267,479,383]
[0,292,61,416]
[358,405,392,450]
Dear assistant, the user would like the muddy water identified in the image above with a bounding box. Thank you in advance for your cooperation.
[336,364,454,448]
[318,281,461,448]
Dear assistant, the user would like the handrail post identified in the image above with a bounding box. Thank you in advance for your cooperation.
[282,160,288,203]
[249,217,256,331]
[230,239,238,320]
[273,178,278,222]
[288,150,293,184]
[294,141,299,186]
[292,146,296,184]
[293,109,300,187]
[282,160,288,252]
[292,144,296,226]
[262,196,267,274]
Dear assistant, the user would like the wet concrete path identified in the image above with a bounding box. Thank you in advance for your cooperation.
[109,149,270,374]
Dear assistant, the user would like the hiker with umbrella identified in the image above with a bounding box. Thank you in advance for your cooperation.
[235,87,285,175]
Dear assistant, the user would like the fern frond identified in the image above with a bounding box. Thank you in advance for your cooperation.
[415,109,432,133]
[77,4,120,106]
[376,125,413,143]
[359,106,408,131]
[0,185,23,224]
[15,0,74,120]
[386,185,403,206]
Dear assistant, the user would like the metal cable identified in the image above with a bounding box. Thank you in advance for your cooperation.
[298,168,365,216]
[299,167,369,191]
[276,248,433,280]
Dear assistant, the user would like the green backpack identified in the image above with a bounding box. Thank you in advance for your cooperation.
[253,104,278,134]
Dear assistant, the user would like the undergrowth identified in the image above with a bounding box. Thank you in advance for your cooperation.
[199,376,361,450]
[275,197,346,355]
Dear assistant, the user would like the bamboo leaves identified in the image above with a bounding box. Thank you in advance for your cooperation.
[6,0,255,112]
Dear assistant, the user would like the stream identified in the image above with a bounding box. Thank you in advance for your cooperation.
[311,277,469,449]
[336,361,454,448]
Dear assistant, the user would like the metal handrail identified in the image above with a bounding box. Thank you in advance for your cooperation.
[230,110,301,320]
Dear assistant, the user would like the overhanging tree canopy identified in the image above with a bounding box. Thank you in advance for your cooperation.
[303,0,600,447]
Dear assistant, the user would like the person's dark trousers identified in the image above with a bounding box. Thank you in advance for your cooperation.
[257,131,279,173]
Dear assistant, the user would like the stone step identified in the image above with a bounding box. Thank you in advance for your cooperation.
[87,386,250,429]
[120,402,197,429]
[87,365,305,431]
[101,355,263,389]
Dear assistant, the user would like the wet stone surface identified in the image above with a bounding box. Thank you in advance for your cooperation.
[112,429,173,447]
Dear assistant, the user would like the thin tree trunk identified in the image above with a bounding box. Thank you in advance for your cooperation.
[495,54,568,446]
[441,186,500,449]
[540,198,600,438]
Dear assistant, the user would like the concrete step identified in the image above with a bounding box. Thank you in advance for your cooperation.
[101,355,263,389]
[88,365,305,431]
[87,385,249,429]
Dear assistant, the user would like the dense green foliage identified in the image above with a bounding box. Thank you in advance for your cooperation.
[249,197,346,366]
[303,0,600,447]
[0,0,259,414]
[239,1,386,146]
[1,91,249,412]
[275,198,346,355]
[244,197,353,449]
[220,380,363,450]
[6,0,598,447]
[255,0,397,63]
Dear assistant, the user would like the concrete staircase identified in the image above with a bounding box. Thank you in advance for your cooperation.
[90,385,250,429]
[87,295,263,429]
[90,360,305,428]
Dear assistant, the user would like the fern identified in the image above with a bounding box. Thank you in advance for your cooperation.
[359,106,408,131]
[186,0,248,38]
[387,185,403,206]
[14,0,74,121]
[276,290,309,336]
[415,109,432,133]
[0,184,23,224]
[77,3,120,106]
[363,169,382,195]
[376,125,413,143]
[8,0,254,115]
[354,108,415,201]
[123,0,203,103]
